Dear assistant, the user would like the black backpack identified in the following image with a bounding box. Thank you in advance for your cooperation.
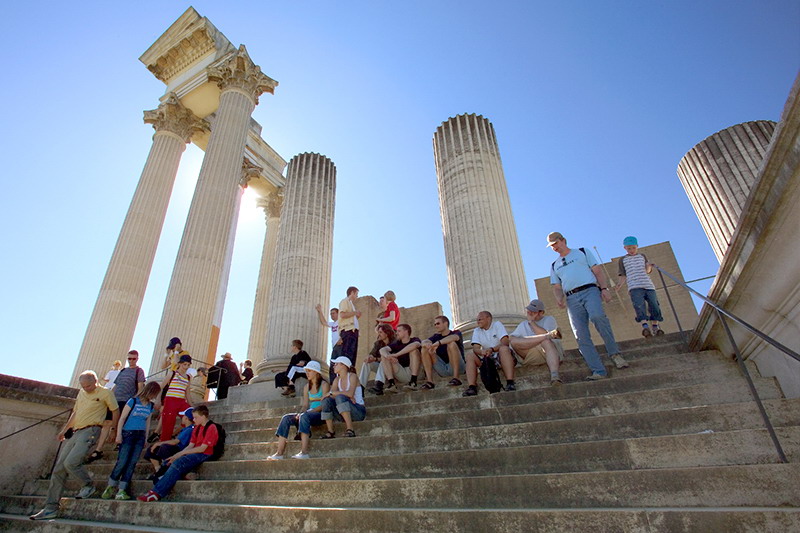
[200,421,226,461]
[479,355,503,394]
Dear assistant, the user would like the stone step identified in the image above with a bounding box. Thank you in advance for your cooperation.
[212,350,744,425]
[22,463,800,509]
[1,496,798,533]
[0,513,188,532]
[73,420,800,484]
[211,338,693,418]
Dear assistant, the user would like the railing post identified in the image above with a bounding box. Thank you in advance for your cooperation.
[657,268,687,347]
[717,310,788,463]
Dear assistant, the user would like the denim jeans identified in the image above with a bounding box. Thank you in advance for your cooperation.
[629,288,663,322]
[566,286,620,375]
[276,411,324,438]
[108,430,146,490]
[153,453,209,498]
[320,395,366,422]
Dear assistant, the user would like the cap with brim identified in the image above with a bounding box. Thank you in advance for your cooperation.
[546,231,564,246]
[304,360,322,374]
[330,356,352,368]
[525,299,545,313]
[623,236,638,246]
[179,407,194,421]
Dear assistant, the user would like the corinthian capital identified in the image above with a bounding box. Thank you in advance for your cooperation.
[241,158,263,188]
[256,190,283,221]
[207,45,278,105]
[143,93,208,142]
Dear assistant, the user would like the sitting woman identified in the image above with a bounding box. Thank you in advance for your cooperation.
[320,356,366,438]
[268,360,329,460]
[101,381,162,500]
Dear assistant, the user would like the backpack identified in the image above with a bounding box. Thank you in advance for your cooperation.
[479,355,503,394]
[200,421,226,461]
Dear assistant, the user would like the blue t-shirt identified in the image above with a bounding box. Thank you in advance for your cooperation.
[177,425,194,448]
[122,397,154,431]
[550,247,599,293]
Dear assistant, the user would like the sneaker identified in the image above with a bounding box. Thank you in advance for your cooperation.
[291,452,310,459]
[505,382,517,392]
[137,490,160,502]
[384,383,400,394]
[447,378,462,387]
[30,508,58,520]
[115,489,131,501]
[585,372,607,381]
[184,472,199,480]
[655,328,665,336]
[549,328,563,340]
[420,381,435,390]
[641,327,652,338]
[402,382,419,391]
[267,453,285,461]
[550,377,563,386]
[76,485,96,499]
[281,387,295,396]
[611,354,630,369]
[462,386,478,397]
[101,486,116,500]
[368,385,384,396]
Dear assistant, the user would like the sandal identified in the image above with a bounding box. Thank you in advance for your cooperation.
[86,450,103,463]
[344,429,356,438]
[321,431,335,439]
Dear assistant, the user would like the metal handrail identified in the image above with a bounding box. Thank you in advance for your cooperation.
[653,263,795,464]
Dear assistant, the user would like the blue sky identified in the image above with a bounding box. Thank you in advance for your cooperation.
[1,1,797,386]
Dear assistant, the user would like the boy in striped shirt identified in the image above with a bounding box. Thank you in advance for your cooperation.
[617,236,665,337]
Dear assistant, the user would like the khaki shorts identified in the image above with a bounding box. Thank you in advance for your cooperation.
[515,346,547,366]
[388,361,412,383]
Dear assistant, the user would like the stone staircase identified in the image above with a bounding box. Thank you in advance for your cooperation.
[2,332,799,532]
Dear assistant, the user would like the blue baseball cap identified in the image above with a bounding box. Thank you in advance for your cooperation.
[623,236,638,246]
[179,407,194,421]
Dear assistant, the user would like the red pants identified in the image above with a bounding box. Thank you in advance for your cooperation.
[160,396,190,442]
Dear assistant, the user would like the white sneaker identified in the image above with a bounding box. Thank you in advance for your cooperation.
[384,383,400,394]
[402,382,418,391]
[291,452,310,459]
[76,485,96,499]
[585,372,607,381]
[267,453,285,461]
[611,354,630,369]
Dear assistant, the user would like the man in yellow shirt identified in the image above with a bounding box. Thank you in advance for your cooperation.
[30,371,119,520]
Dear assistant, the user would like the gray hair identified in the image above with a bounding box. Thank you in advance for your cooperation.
[78,370,98,384]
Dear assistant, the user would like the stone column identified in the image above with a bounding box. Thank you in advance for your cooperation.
[433,114,528,335]
[256,153,336,376]
[150,46,277,374]
[246,191,283,365]
[677,120,777,262]
[71,95,205,385]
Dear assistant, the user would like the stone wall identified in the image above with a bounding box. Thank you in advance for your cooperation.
[0,375,76,494]
[534,242,699,350]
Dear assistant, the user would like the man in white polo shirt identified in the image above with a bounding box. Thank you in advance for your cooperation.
[463,310,516,396]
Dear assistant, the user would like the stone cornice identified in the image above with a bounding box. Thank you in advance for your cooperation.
[143,93,208,143]
[207,45,278,105]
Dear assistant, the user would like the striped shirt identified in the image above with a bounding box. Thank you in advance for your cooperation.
[618,253,656,291]
[165,372,190,400]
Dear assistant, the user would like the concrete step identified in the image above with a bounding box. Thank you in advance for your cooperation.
[0,513,188,532]
[21,463,800,509]
[2,496,798,533]
[212,350,747,426]
[67,425,800,484]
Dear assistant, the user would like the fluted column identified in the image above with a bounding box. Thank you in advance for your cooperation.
[150,46,277,374]
[433,114,528,334]
[677,120,776,262]
[257,153,336,375]
[71,94,205,385]
[246,191,283,365]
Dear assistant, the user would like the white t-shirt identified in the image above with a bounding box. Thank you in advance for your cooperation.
[511,316,563,354]
[328,320,340,347]
[104,369,121,390]
[470,320,509,350]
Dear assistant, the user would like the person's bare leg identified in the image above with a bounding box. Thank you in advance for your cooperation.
[466,353,480,386]
[542,339,560,374]
[380,358,395,381]
[410,348,421,377]
[275,436,287,456]
[420,343,435,382]
[498,346,515,381]
[300,433,311,454]
[447,342,462,379]
[340,411,353,431]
